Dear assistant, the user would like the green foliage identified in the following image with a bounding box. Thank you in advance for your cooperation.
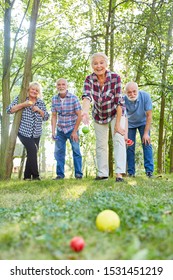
[0,175,173,260]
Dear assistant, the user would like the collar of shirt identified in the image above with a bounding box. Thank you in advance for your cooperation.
[57,90,70,99]
[92,70,111,83]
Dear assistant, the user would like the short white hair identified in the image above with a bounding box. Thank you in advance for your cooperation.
[90,52,108,67]
[125,81,138,92]
[56,78,68,85]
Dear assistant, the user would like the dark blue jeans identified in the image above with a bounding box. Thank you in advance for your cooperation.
[127,125,154,175]
[54,129,83,178]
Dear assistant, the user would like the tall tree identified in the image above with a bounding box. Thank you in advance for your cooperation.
[108,0,114,177]
[170,101,173,172]
[1,0,40,179]
[1,0,14,178]
[135,0,157,83]
[157,4,173,173]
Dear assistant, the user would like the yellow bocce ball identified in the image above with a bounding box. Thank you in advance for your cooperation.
[96,209,120,232]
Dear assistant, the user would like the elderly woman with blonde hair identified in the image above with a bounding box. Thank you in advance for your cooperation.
[82,52,127,182]
[6,81,49,180]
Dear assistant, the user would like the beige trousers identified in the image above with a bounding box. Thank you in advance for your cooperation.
[94,116,126,177]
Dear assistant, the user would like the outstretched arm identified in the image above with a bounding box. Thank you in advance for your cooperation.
[82,98,90,125]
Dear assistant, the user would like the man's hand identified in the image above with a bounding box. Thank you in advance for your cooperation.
[71,131,79,142]
[142,133,151,145]
[52,133,56,140]
[126,139,134,146]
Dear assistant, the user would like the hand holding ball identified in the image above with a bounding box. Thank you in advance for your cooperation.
[70,236,85,252]
[126,139,134,146]
[96,209,120,232]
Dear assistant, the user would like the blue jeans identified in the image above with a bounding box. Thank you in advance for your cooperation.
[54,129,83,178]
[127,125,154,175]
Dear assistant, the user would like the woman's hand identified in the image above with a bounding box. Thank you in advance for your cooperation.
[23,100,34,107]
[114,125,125,135]
[82,112,90,125]
[32,105,40,112]
[32,105,44,117]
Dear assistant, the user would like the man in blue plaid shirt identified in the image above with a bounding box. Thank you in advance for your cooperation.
[51,78,83,180]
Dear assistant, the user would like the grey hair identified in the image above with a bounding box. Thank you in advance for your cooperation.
[56,78,68,85]
[124,81,138,92]
[28,81,42,98]
[90,52,108,67]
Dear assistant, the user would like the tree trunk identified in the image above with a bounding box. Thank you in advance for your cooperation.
[157,7,173,173]
[170,107,173,173]
[108,0,115,177]
[104,0,114,177]
[135,0,157,83]
[40,135,46,174]
[0,0,13,179]
[88,1,97,53]
[3,0,41,179]
[18,147,26,179]
[105,0,112,55]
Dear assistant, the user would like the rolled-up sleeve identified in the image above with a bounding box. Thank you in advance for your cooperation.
[118,95,126,115]
[6,96,19,114]
[82,77,92,102]
[40,100,49,121]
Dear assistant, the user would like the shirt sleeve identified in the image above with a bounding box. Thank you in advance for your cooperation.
[6,96,19,114]
[39,100,49,121]
[51,96,57,112]
[73,96,82,111]
[82,76,92,102]
[144,93,152,111]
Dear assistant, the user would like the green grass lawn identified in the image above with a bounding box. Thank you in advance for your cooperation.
[0,174,173,260]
